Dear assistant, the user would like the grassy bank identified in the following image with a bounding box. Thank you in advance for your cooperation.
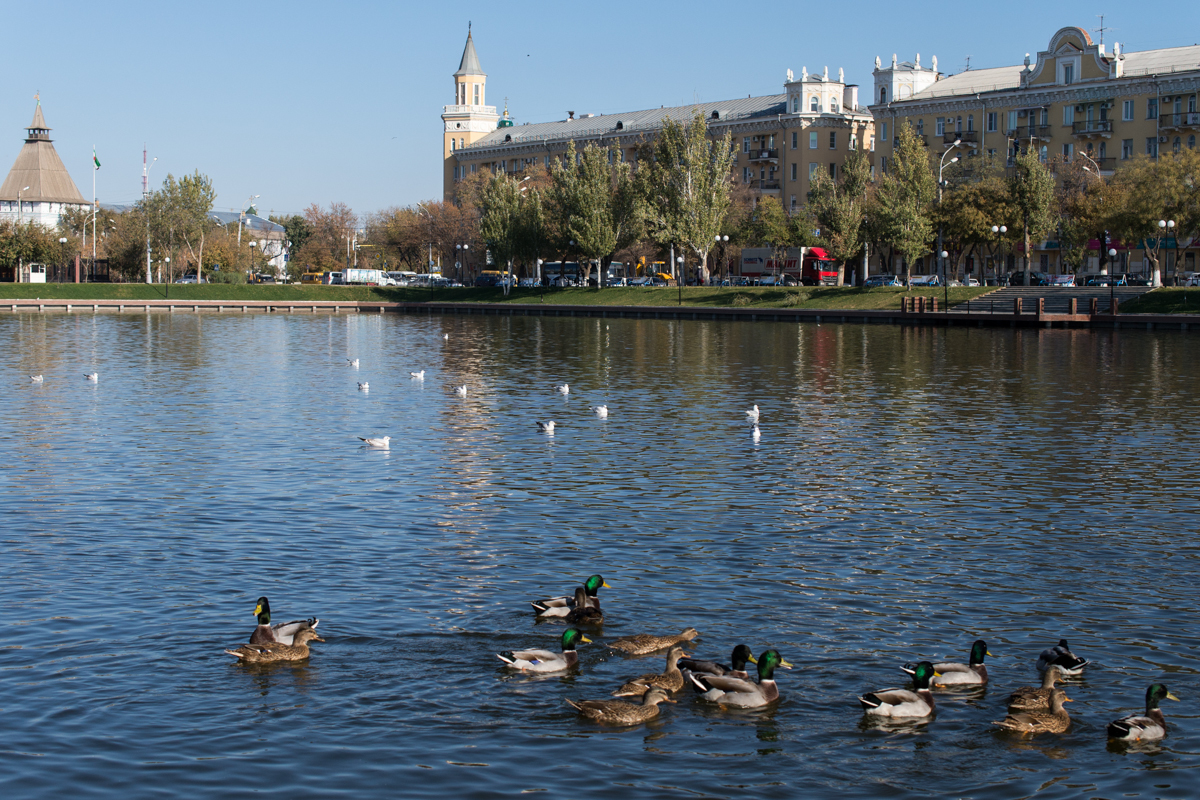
[1116,288,1200,315]
[0,283,994,310]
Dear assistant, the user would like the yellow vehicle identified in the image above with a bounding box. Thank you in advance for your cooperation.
[300,272,326,286]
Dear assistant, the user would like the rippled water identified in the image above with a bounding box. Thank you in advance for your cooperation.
[2,311,1199,799]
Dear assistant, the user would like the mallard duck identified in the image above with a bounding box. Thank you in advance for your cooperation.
[566,686,675,725]
[687,649,792,707]
[1008,666,1063,711]
[612,646,690,696]
[610,627,699,656]
[680,644,756,682]
[903,639,991,686]
[530,575,609,618]
[496,628,591,673]
[226,628,324,663]
[249,596,319,645]
[1107,684,1181,741]
[860,661,939,718]
[1036,639,1090,675]
[565,587,604,625]
[993,688,1072,734]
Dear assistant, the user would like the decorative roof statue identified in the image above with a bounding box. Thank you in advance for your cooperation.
[786,68,794,83]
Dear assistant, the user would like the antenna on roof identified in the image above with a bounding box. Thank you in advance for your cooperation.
[964,55,972,71]
[1093,14,1114,47]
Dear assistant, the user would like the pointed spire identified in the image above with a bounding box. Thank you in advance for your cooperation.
[454,27,485,77]
[29,101,49,134]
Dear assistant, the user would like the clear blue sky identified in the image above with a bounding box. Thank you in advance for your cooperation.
[3,1,1197,218]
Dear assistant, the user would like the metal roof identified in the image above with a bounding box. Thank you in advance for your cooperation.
[0,102,87,204]
[209,211,285,234]
[454,31,484,78]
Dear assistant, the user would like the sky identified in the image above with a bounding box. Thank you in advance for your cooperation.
[3,1,1198,218]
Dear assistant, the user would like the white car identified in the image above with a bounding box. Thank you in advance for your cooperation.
[1186,275,1200,287]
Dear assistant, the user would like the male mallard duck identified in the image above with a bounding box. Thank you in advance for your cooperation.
[249,596,319,645]
[1036,639,1090,675]
[993,688,1072,734]
[1107,684,1181,741]
[565,587,604,625]
[1007,666,1063,712]
[566,686,675,725]
[610,627,699,656]
[613,646,690,696]
[226,628,324,663]
[531,575,609,617]
[859,661,939,718]
[496,628,591,673]
[687,649,792,707]
[680,644,756,681]
[903,639,991,686]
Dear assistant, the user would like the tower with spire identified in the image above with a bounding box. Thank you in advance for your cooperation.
[442,25,499,200]
[0,97,88,228]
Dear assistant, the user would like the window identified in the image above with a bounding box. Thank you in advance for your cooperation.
[743,137,750,153]
[870,165,876,180]
[459,138,464,149]
[1174,136,1182,153]
[791,163,797,181]
[1062,64,1074,85]
[831,100,839,113]
[881,122,888,142]
[1099,141,1107,159]
[880,87,887,104]
[870,135,876,152]
[987,112,997,132]
[849,134,857,151]
[829,131,837,149]
[1039,145,1048,162]
[810,96,819,112]
[1063,105,1074,125]
[544,156,550,168]
[1062,143,1073,159]
[968,114,975,132]
[880,156,888,174]
[453,166,459,179]
[955,115,963,133]
[935,117,945,135]
[1147,98,1158,119]
[829,163,837,179]
[1122,139,1133,159]
[1123,99,1134,121]
[768,134,775,149]
[809,131,818,149]
[809,163,819,179]
[916,118,924,135]
[1190,135,1196,150]
[473,84,480,105]
[792,97,800,113]
[790,195,797,210]
[791,131,797,150]
[743,167,751,182]
[1146,137,1158,157]
[1009,110,1019,131]
[450,138,456,151]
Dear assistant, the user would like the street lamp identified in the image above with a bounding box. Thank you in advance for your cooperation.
[936,144,960,283]
[456,243,469,285]
[677,254,684,305]
[714,234,729,286]
[1108,247,1118,308]
[991,225,1008,283]
[1155,219,1175,286]
[941,250,949,309]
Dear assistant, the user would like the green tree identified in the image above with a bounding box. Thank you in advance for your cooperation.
[270,214,313,266]
[877,121,937,285]
[1007,147,1055,284]
[552,143,616,286]
[935,160,1012,282]
[479,173,523,292]
[143,172,217,282]
[0,220,57,276]
[809,149,870,284]
[1109,151,1200,285]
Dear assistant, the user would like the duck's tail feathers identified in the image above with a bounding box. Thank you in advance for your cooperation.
[530,601,550,614]
[564,698,583,711]
[899,662,918,676]
[1107,720,1134,738]
[687,673,711,692]
[496,653,515,666]
[858,693,883,710]
[224,649,247,659]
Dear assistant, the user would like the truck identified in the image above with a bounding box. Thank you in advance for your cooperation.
[344,268,396,286]
[738,247,838,286]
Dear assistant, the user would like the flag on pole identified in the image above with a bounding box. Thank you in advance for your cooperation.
[93,148,100,170]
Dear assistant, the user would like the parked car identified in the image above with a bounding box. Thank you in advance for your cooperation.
[174,274,209,284]
[909,274,944,287]
[864,274,902,288]
[965,277,981,287]
[1006,271,1050,286]
[1119,273,1151,286]
[1186,274,1200,287]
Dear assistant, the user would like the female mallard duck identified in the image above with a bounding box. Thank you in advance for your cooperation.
[249,596,319,646]
[531,575,609,617]
[993,688,1072,734]
[496,628,592,673]
[687,649,793,707]
[680,644,756,681]
[903,639,991,686]
[566,686,675,725]
[226,628,324,663]
[610,627,699,656]
[1007,666,1063,712]
[612,646,690,696]
[859,661,939,718]
[1036,639,1090,675]
[564,587,604,625]
[1107,684,1181,741]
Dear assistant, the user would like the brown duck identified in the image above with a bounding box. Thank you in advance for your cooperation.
[226,627,324,663]
[609,627,699,656]
[612,646,689,696]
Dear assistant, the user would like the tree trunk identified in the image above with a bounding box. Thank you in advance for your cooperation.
[1023,213,1031,287]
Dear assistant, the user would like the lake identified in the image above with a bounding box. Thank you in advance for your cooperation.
[2,311,1198,799]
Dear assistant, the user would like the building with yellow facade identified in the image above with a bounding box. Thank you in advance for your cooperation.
[871,26,1200,279]
[442,30,875,215]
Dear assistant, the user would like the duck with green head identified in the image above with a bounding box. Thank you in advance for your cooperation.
[496,628,592,673]
[860,661,939,717]
[1107,684,1181,741]
[902,639,991,687]
[249,596,319,646]
[680,644,756,682]
[226,627,325,663]
[687,649,793,707]
[531,575,609,617]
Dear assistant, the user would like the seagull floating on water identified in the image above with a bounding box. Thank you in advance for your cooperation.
[410,370,425,380]
[30,375,43,382]
[455,385,468,397]
[443,333,450,340]
[358,382,369,391]
[347,359,360,368]
[592,405,608,418]
[358,435,390,448]
[537,420,556,434]
[556,383,570,395]
[752,425,761,442]
[745,404,760,422]
[85,372,99,382]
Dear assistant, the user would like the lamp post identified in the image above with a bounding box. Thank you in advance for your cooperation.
[145,157,157,283]
[991,225,1008,284]
[714,234,729,286]
[941,250,949,309]
[58,237,67,283]
[456,243,469,285]
[937,141,960,283]
[677,255,684,305]
[1109,247,1117,308]
[249,241,257,280]
[1153,219,1175,287]
[17,185,30,224]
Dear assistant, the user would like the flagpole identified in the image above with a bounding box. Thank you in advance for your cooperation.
[92,145,97,278]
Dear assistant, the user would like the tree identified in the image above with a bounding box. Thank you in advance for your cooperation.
[935,160,1012,282]
[478,174,523,291]
[1109,151,1200,285]
[810,149,871,284]
[0,220,57,278]
[1007,147,1055,284]
[292,202,357,273]
[876,121,937,285]
[142,172,216,282]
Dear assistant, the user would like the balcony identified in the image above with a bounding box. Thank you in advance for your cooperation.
[1161,112,1200,129]
[752,180,781,192]
[747,149,779,162]
[944,130,978,145]
[1072,119,1113,136]
[1006,124,1052,140]
[442,104,498,116]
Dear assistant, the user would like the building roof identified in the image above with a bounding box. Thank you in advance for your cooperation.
[465,94,797,151]
[209,211,285,235]
[1121,44,1200,78]
[454,30,484,77]
[0,102,87,204]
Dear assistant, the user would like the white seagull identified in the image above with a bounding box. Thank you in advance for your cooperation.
[455,385,468,397]
[556,383,570,395]
[410,370,425,380]
[443,333,450,340]
[745,404,760,422]
[591,405,608,418]
[537,420,556,434]
[752,425,761,443]
[358,382,370,391]
[347,359,360,368]
[85,372,99,382]
[30,375,44,383]
[358,435,390,448]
